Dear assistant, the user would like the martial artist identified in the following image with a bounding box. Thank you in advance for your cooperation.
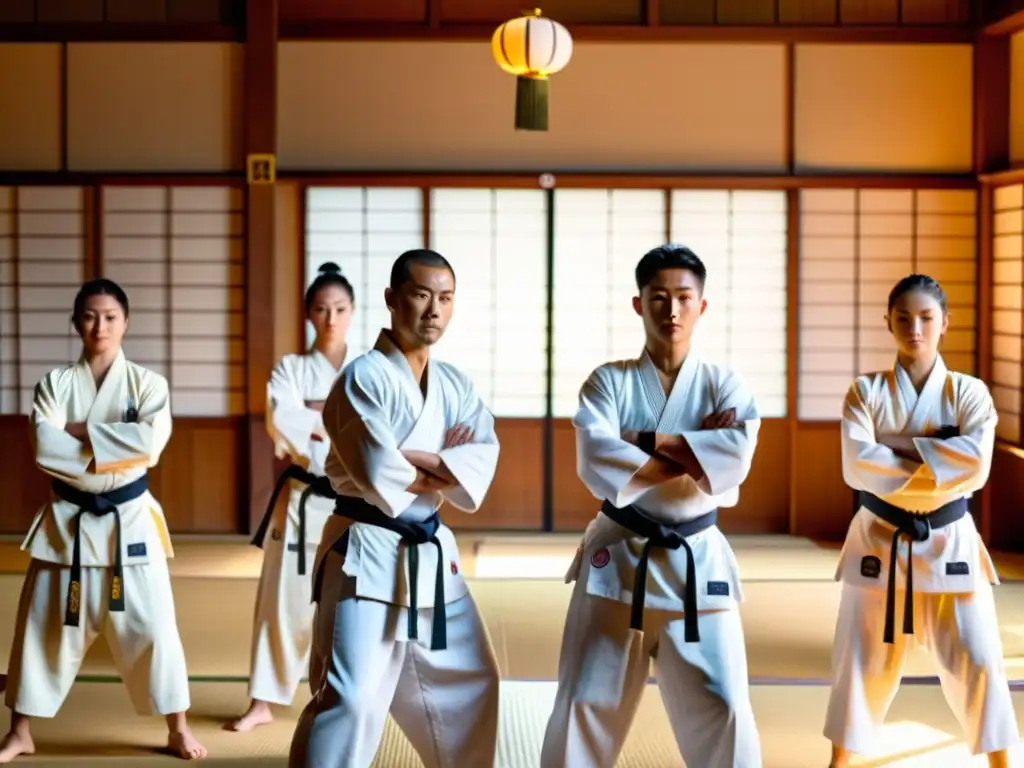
[825,273,1019,768]
[0,279,206,762]
[541,244,763,768]
[288,248,501,768]
[228,262,353,732]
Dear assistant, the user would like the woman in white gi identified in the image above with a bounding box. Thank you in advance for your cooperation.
[825,274,1018,768]
[541,245,762,768]
[0,279,206,762]
[228,262,353,732]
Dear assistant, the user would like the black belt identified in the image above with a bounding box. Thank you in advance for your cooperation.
[859,491,968,645]
[600,500,718,643]
[251,464,336,576]
[312,496,447,651]
[51,475,150,628]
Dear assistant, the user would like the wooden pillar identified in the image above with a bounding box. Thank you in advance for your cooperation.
[973,34,1011,546]
[974,35,1011,176]
[243,0,279,533]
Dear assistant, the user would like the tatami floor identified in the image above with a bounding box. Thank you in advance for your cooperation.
[2,534,1024,766]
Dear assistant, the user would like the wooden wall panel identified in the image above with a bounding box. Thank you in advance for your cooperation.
[551,418,791,534]
[277,42,787,173]
[1009,33,1024,165]
[441,0,644,24]
[0,415,50,534]
[778,0,837,22]
[791,423,850,540]
[0,44,62,171]
[449,419,544,531]
[794,44,973,173]
[0,416,243,535]
[151,416,244,532]
[66,42,244,172]
[281,0,427,22]
[990,447,1024,551]
[38,0,104,23]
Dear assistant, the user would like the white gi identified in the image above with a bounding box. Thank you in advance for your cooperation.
[5,350,190,719]
[248,349,346,706]
[541,351,763,768]
[288,330,501,768]
[824,356,1020,756]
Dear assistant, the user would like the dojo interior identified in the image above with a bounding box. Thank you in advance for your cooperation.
[3,1,1024,765]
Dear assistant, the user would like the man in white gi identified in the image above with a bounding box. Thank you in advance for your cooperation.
[288,249,501,768]
[540,244,763,768]
[825,274,1019,768]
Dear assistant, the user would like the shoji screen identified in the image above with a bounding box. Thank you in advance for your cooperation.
[304,187,423,356]
[798,187,977,420]
[0,187,86,414]
[429,188,548,417]
[551,189,666,418]
[668,190,788,417]
[991,184,1023,444]
[102,185,245,416]
[0,188,15,414]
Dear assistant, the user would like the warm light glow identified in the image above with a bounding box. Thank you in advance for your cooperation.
[852,721,1021,766]
[475,555,577,580]
[491,10,573,79]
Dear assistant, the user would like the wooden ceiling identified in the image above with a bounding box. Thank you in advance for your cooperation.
[0,0,1013,43]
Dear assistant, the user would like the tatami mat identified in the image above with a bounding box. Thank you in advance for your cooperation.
[2,575,1024,685]
[3,534,1024,581]
[9,680,1024,766]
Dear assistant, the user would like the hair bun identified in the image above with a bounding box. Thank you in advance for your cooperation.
[318,261,342,275]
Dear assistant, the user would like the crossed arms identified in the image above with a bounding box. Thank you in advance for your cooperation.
[619,410,737,492]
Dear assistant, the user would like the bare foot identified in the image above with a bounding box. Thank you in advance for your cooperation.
[0,730,35,764]
[224,699,274,732]
[167,727,207,760]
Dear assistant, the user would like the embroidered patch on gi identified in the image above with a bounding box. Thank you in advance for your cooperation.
[450,561,459,575]
[127,543,147,558]
[707,581,730,597]
[946,561,970,575]
[270,528,282,541]
[860,555,882,579]
[591,547,610,569]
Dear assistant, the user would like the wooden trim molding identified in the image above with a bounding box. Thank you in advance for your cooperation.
[278,21,974,44]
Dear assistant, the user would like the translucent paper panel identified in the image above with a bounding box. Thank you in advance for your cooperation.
[992,184,1023,443]
[305,187,423,356]
[430,188,547,418]
[169,186,245,416]
[669,190,788,418]
[103,186,170,380]
[16,187,85,414]
[103,185,246,417]
[552,189,665,418]
[798,187,978,422]
[798,189,856,420]
[0,188,14,414]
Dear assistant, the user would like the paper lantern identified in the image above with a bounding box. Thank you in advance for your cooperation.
[491,9,573,131]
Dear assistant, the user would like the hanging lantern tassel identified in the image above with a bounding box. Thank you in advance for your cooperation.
[516,74,549,131]
[492,10,573,133]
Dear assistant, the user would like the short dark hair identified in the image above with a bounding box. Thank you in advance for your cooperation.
[887,273,948,315]
[635,244,707,294]
[389,249,456,291]
[304,261,355,314]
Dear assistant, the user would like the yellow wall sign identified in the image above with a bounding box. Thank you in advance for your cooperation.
[247,154,276,185]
